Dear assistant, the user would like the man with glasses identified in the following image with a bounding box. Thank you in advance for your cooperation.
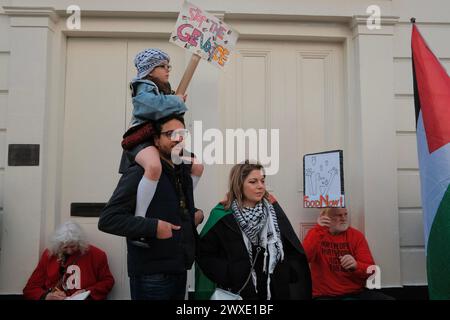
[99,114,204,300]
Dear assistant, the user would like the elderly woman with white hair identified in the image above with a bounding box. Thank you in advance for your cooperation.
[23,220,114,300]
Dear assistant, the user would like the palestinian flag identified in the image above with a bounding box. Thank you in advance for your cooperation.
[412,23,450,299]
[194,203,231,300]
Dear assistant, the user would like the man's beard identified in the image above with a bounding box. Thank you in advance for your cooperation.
[159,148,173,161]
[160,143,183,164]
[330,223,349,234]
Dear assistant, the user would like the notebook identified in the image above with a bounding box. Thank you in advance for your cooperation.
[65,290,91,300]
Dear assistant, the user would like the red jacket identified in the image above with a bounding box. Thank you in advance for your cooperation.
[303,225,375,298]
[23,245,114,300]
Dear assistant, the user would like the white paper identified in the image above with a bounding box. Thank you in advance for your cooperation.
[303,151,345,208]
[65,290,90,300]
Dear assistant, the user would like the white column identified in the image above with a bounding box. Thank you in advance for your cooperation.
[0,7,58,294]
[351,16,401,287]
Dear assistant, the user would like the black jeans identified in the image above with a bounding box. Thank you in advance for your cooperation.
[129,272,187,300]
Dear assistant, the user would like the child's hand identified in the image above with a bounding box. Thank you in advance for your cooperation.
[177,94,187,102]
[194,209,204,226]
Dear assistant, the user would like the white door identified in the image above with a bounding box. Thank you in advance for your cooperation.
[61,37,345,299]
[216,40,345,240]
[61,38,184,299]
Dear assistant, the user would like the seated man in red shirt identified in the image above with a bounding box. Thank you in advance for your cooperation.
[23,220,115,300]
[303,207,393,300]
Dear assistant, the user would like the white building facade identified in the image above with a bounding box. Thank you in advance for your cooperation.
[0,0,449,299]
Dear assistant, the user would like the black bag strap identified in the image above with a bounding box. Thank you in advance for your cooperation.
[237,247,261,295]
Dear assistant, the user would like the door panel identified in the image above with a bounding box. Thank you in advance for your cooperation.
[218,40,345,239]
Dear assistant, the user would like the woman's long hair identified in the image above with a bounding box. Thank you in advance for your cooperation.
[130,74,173,98]
[223,160,269,210]
[147,75,173,95]
[49,220,89,257]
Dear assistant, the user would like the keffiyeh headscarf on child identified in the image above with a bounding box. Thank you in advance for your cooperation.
[133,48,170,81]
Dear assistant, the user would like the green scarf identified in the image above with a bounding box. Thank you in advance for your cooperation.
[194,203,232,300]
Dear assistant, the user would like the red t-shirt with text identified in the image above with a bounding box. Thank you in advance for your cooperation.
[303,225,375,297]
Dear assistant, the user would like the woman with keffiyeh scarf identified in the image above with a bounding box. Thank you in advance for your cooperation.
[195,161,311,300]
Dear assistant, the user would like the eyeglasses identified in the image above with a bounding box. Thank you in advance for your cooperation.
[156,64,172,71]
[160,128,189,139]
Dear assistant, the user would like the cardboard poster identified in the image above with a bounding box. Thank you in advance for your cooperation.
[303,150,345,208]
[170,1,239,69]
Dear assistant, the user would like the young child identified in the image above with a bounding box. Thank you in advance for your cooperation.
[122,48,204,218]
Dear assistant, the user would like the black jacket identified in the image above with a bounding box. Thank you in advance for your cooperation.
[197,202,312,300]
[98,159,198,276]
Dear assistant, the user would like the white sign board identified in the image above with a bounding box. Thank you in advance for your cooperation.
[170,1,239,69]
[303,150,345,208]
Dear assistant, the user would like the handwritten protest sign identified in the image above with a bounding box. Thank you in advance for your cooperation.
[303,150,345,208]
[170,1,239,69]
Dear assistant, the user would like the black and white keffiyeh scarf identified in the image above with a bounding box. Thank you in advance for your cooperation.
[231,198,284,299]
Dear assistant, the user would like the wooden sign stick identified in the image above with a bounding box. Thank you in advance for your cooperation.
[176,54,201,95]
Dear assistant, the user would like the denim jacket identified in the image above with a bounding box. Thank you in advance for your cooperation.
[130,79,187,127]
